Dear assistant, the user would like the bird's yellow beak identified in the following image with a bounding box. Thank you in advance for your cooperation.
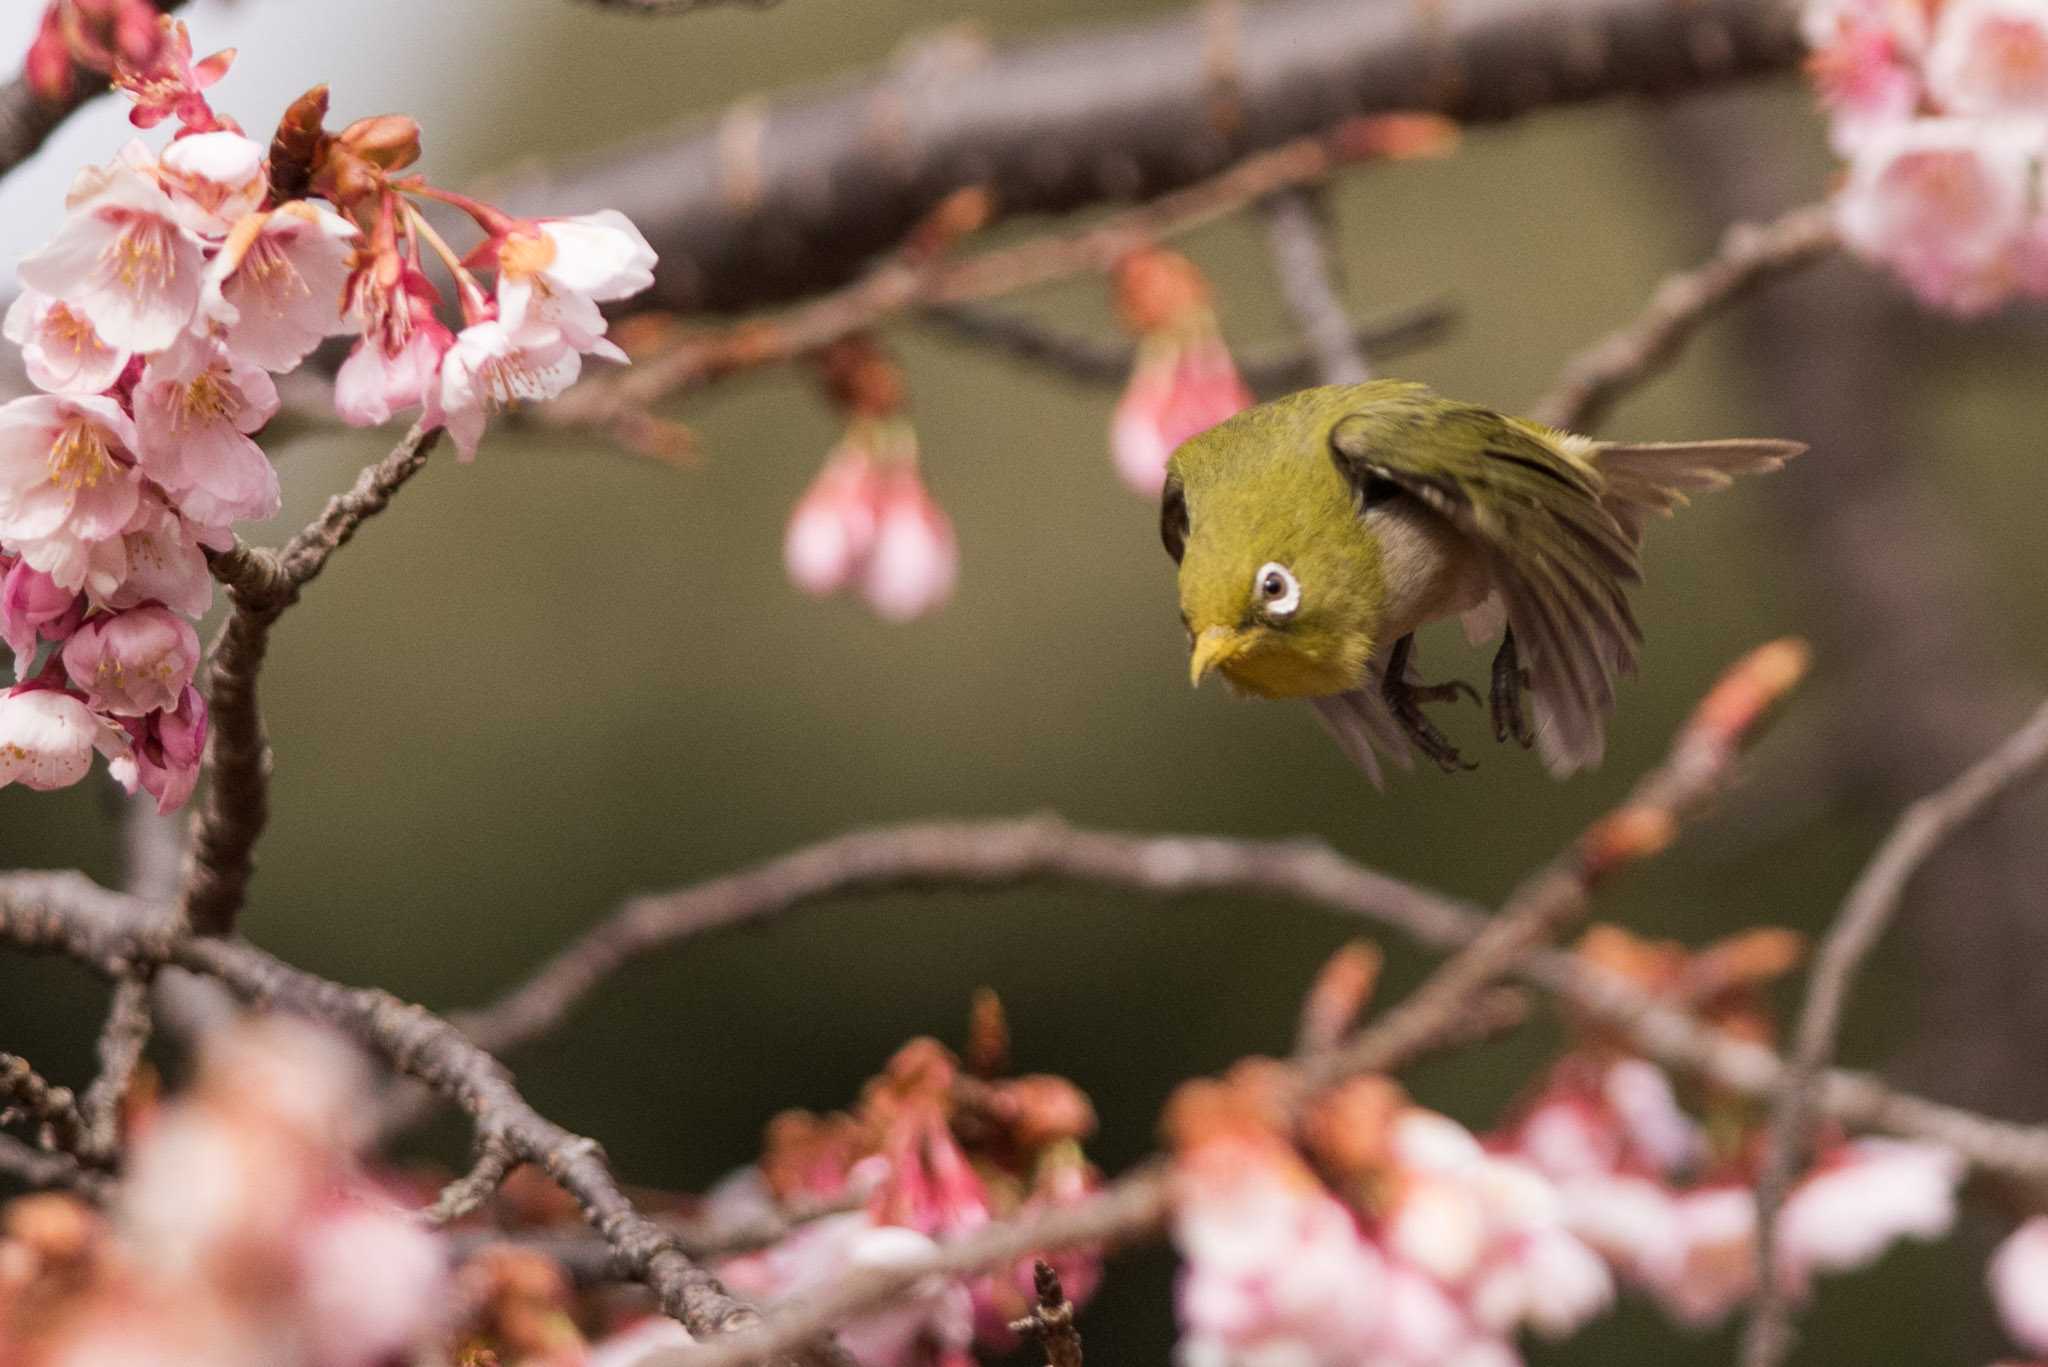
[1189,625,1247,688]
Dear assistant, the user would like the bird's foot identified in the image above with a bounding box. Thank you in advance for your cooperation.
[1382,635,1479,773]
[1490,627,1536,749]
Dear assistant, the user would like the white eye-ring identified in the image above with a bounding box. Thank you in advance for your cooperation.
[1254,562,1300,620]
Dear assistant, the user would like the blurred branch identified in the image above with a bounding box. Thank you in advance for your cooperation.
[500,0,1803,315]
[916,298,1451,392]
[183,425,442,937]
[1259,186,1371,383]
[1530,203,1838,432]
[0,872,838,1364]
[549,124,1444,442]
[0,1133,108,1199]
[1742,697,2048,1367]
[0,0,190,186]
[75,977,150,1162]
[0,1053,89,1162]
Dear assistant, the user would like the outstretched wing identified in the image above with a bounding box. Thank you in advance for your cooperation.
[1328,392,1641,775]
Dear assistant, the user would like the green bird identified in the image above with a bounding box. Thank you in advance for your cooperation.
[1164,381,1803,782]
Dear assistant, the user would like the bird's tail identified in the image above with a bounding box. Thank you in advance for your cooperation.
[1592,439,1805,541]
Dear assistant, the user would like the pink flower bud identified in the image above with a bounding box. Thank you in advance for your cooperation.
[3,558,85,672]
[107,684,206,813]
[1110,330,1252,497]
[1993,1216,2048,1355]
[61,606,200,716]
[862,466,958,623]
[785,445,883,597]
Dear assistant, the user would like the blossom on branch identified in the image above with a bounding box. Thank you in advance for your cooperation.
[1109,247,1253,498]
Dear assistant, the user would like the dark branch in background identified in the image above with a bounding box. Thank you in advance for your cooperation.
[0,2,191,183]
[0,1134,108,1200]
[914,298,1451,394]
[502,0,1802,314]
[181,425,442,936]
[75,978,149,1162]
[1259,187,1371,383]
[1529,203,1837,431]
[1741,697,2048,1367]
[0,874,844,1367]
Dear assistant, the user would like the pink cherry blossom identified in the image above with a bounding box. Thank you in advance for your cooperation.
[18,146,204,352]
[1173,1143,1387,1367]
[132,334,282,527]
[1836,117,2036,313]
[107,684,206,813]
[2,558,84,674]
[1645,1185,1757,1326]
[1110,330,1252,497]
[60,605,200,716]
[201,201,359,372]
[296,1203,449,1367]
[0,686,102,792]
[2,289,130,396]
[111,17,234,131]
[1805,4,1925,150]
[862,465,957,623]
[1927,0,2048,118]
[334,314,454,428]
[0,392,143,591]
[1775,1138,1961,1293]
[785,443,884,596]
[431,320,581,461]
[494,209,657,352]
[157,129,266,238]
[86,495,214,616]
[1993,1217,2048,1355]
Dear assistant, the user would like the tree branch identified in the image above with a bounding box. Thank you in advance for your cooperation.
[1259,186,1371,384]
[181,424,442,937]
[0,1132,109,1199]
[914,298,1451,393]
[501,0,1803,315]
[75,977,150,1162]
[1741,696,2048,1367]
[0,871,842,1362]
[1530,203,1838,432]
[0,1053,89,1162]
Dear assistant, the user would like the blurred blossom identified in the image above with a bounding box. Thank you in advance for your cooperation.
[1775,1138,1961,1294]
[1994,1217,2048,1355]
[1807,0,2048,310]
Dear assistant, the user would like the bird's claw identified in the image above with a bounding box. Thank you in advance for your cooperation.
[1490,628,1536,749]
[1382,635,1480,773]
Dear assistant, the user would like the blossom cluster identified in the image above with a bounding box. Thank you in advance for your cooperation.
[0,13,654,809]
[1807,0,2048,311]
[0,1017,449,1366]
[1164,926,1973,1367]
[710,1024,1104,1367]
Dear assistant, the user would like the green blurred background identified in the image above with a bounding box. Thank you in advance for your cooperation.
[4,1,2047,1362]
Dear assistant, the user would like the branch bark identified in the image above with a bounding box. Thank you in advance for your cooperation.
[500,0,1802,314]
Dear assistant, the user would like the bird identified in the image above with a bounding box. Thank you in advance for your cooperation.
[1164,380,1804,784]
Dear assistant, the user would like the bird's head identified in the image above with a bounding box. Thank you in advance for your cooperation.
[1165,402,1387,700]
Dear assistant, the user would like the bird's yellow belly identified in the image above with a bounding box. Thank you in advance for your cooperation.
[1220,644,1358,699]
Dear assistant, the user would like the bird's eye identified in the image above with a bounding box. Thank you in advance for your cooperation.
[1254,562,1300,620]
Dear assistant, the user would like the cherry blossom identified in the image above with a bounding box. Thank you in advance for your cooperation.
[2,558,84,673]
[431,320,582,461]
[2,289,130,396]
[786,441,884,597]
[132,335,282,526]
[0,392,144,592]
[60,604,199,716]
[863,465,958,624]
[1775,1138,1961,1293]
[201,202,359,371]
[1109,247,1253,497]
[1926,0,2048,117]
[1994,1217,2048,1356]
[106,683,206,813]
[18,145,204,353]
[491,208,656,354]
[0,686,104,792]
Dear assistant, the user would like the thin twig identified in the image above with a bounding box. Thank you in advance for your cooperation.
[0,1054,89,1160]
[1259,186,1371,383]
[75,977,151,1163]
[1010,1260,1084,1367]
[424,1134,522,1226]
[1530,203,1838,432]
[0,1133,110,1200]
[1740,697,2048,1367]
[181,424,442,937]
[916,299,1451,393]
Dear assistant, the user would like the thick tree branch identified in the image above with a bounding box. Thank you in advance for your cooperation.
[0,1053,89,1161]
[1742,697,2048,1367]
[504,0,1802,315]
[181,425,442,936]
[1530,202,1838,432]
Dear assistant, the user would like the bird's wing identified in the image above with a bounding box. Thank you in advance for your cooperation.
[1329,403,1642,776]
[1308,656,1414,789]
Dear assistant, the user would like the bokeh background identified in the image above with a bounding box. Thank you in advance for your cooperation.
[3,1,2046,1362]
